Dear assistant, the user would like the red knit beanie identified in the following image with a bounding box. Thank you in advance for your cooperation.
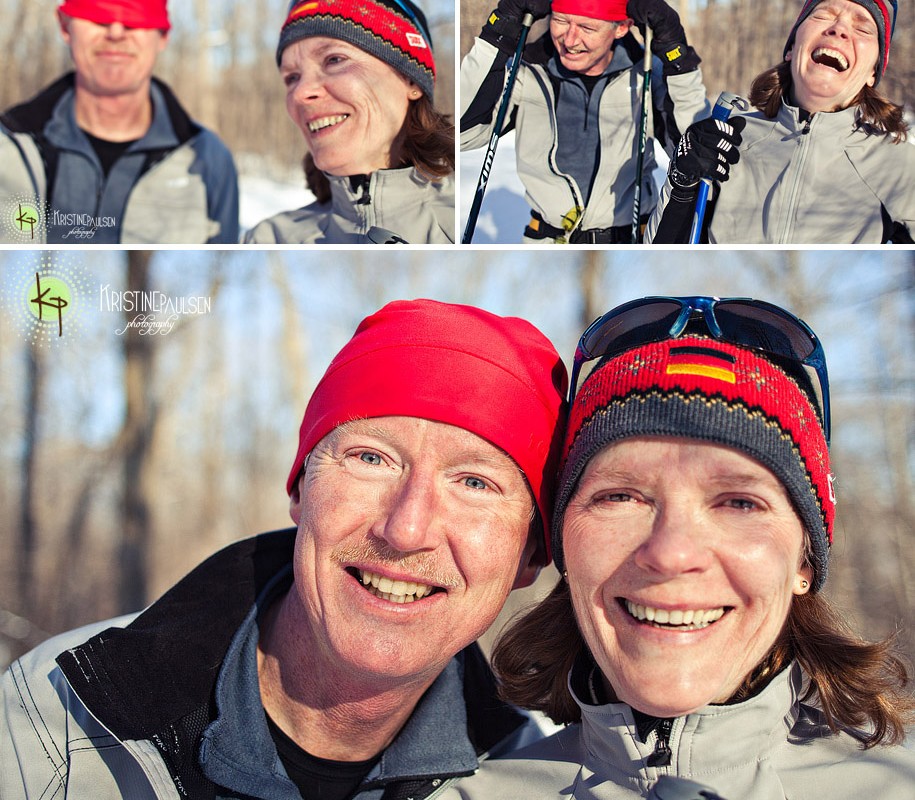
[287,299,568,558]
[278,0,436,99]
[553,337,834,590]
[58,0,170,31]
[551,0,630,22]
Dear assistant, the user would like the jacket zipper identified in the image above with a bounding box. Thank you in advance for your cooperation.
[528,67,584,233]
[646,717,673,767]
[779,112,815,242]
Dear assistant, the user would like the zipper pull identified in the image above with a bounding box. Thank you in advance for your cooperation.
[350,175,372,205]
[646,718,673,767]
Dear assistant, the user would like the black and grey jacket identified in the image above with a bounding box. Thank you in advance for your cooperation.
[460,31,709,241]
[1,530,539,800]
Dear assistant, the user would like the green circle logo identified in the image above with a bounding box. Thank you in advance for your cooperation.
[25,274,72,335]
[13,201,41,238]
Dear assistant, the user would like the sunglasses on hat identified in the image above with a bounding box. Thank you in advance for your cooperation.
[569,296,831,444]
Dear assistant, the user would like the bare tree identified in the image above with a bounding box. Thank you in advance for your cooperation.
[115,252,157,612]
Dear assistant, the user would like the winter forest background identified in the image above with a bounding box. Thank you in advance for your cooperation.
[1,251,913,677]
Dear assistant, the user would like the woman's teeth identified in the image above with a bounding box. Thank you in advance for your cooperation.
[359,569,434,603]
[812,47,849,71]
[624,600,725,629]
[308,114,349,132]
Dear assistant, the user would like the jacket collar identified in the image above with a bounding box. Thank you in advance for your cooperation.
[777,97,861,136]
[570,659,804,780]
[1,72,200,145]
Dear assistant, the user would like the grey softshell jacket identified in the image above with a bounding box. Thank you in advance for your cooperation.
[442,661,915,799]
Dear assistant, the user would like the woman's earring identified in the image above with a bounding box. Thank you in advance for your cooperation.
[800,579,810,590]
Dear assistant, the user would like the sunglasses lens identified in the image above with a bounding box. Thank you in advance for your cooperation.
[714,301,816,361]
[581,300,684,359]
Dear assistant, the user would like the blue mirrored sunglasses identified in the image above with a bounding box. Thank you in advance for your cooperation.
[568,296,831,444]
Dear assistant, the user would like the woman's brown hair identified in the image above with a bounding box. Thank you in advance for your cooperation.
[493,578,915,748]
[749,61,909,143]
[304,94,454,203]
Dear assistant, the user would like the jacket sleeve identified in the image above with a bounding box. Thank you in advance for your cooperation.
[460,37,522,152]
[0,127,48,244]
[196,129,240,244]
[644,177,715,244]
[649,64,711,157]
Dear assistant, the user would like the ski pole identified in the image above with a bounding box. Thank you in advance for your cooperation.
[462,12,534,244]
[688,91,749,243]
[631,26,652,244]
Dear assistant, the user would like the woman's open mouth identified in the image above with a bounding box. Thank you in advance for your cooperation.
[621,599,728,630]
[811,47,849,72]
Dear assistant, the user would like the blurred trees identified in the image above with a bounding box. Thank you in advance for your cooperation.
[459,0,914,111]
[0,0,456,183]
[0,250,912,674]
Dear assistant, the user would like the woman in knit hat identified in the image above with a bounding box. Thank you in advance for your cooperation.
[443,296,915,800]
[245,0,454,244]
[647,0,914,244]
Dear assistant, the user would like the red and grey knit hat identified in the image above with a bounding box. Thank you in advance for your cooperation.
[58,0,170,31]
[784,0,897,84]
[277,0,436,99]
[552,337,835,591]
[550,0,630,22]
[287,299,568,558]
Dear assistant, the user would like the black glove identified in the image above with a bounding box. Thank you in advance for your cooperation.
[626,0,701,74]
[495,0,552,20]
[480,0,550,54]
[669,115,747,189]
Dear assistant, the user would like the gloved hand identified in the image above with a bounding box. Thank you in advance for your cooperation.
[495,0,552,21]
[627,0,684,44]
[480,0,550,54]
[669,115,747,189]
[626,0,701,74]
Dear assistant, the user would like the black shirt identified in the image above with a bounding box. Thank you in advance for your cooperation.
[267,714,381,800]
[82,130,137,177]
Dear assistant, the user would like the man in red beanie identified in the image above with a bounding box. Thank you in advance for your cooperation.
[1,299,568,800]
[461,0,709,243]
[0,1,238,244]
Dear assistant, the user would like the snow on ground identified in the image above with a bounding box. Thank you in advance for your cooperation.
[236,153,315,238]
[459,131,530,245]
